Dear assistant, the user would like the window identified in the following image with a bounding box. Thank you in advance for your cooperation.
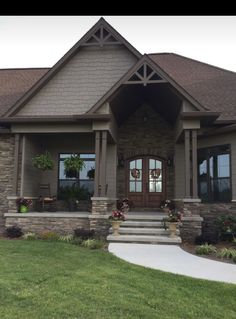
[58,153,95,194]
[198,145,231,202]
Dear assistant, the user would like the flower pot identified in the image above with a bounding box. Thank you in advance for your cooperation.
[111,220,122,236]
[168,222,178,238]
[163,207,170,214]
[20,205,28,213]
[65,169,77,178]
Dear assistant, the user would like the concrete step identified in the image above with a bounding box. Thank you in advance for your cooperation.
[125,214,166,221]
[121,221,164,228]
[109,227,180,236]
[107,234,182,244]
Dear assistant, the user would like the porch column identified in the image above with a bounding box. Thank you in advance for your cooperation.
[191,130,198,199]
[100,131,107,196]
[184,130,191,198]
[20,134,26,197]
[94,131,101,196]
[13,134,20,196]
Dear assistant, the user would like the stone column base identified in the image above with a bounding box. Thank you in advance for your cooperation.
[7,196,18,213]
[174,199,203,242]
[90,197,117,237]
[180,216,203,243]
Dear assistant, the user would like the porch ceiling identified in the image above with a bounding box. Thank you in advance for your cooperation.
[110,83,182,126]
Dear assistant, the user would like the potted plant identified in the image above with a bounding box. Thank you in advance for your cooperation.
[117,198,133,214]
[16,197,33,213]
[108,210,125,236]
[64,154,85,179]
[87,167,95,179]
[163,210,182,238]
[160,199,175,214]
[32,151,54,171]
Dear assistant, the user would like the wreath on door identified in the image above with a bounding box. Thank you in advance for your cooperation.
[131,168,140,179]
[150,168,161,179]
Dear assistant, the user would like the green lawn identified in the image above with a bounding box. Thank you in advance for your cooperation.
[0,240,236,319]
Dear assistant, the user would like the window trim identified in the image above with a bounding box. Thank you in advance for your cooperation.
[198,144,232,203]
[57,152,95,196]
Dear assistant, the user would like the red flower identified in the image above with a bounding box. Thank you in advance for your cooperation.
[109,210,125,221]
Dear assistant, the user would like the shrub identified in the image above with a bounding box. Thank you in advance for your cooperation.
[5,226,23,238]
[195,233,219,245]
[58,234,74,243]
[74,228,95,240]
[232,238,236,246]
[58,185,92,201]
[217,248,236,259]
[71,237,83,245]
[81,239,104,249]
[195,243,217,255]
[39,231,59,241]
[233,255,236,263]
[217,215,236,241]
[23,232,37,240]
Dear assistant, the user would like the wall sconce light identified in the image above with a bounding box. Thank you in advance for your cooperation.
[118,153,125,168]
[167,156,173,167]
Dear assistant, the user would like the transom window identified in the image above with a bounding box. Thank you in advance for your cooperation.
[58,153,95,194]
[198,145,231,202]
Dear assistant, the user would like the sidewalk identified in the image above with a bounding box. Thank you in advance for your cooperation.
[108,243,236,284]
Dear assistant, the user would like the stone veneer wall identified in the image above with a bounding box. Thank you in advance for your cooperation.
[175,201,236,242]
[5,214,90,235]
[117,104,175,200]
[90,198,116,236]
[0,134,15,234]
[199,202,236,239]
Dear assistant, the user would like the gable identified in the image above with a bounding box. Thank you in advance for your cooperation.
[15,45,137,117]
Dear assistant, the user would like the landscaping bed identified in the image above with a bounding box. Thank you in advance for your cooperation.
[181,241,236,264]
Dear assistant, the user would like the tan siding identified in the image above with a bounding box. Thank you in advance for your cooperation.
[22,135,42,196]
[12,124,92,133]
[16,46,137,117]
[106,144,117,198]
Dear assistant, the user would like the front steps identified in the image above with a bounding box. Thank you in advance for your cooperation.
[107,213,182,245]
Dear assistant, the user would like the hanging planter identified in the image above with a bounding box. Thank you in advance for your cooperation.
[32,151,54,171]
[64,155,85,179]
[65,168,78,178]
[87,167,95,179]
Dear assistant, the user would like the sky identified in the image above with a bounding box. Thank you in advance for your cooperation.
[0,15,236,72]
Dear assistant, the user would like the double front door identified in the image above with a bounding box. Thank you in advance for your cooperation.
[126,156,166,208]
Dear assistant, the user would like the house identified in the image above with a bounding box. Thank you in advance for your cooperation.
[1,18,236,242]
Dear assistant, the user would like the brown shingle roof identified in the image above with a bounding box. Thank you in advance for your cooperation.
[1,54,236,122]
[149,53,236,121]
[0,68,49,116]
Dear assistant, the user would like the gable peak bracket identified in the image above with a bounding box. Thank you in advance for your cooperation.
[82,25,122,47]
[125,62,167,85]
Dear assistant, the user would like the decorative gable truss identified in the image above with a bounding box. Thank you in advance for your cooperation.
[125,62,167,86]
[81,25,121,47]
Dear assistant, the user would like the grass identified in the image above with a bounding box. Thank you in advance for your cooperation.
[0,240,236,319]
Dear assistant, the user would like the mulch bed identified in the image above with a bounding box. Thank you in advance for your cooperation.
[180,242,236,264]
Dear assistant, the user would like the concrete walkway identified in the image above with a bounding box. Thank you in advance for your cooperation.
[108,243,236,284]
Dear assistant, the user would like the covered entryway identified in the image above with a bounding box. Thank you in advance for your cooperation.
[126,156,166,208]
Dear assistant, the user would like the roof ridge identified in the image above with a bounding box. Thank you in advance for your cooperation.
[149,52,236,75]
